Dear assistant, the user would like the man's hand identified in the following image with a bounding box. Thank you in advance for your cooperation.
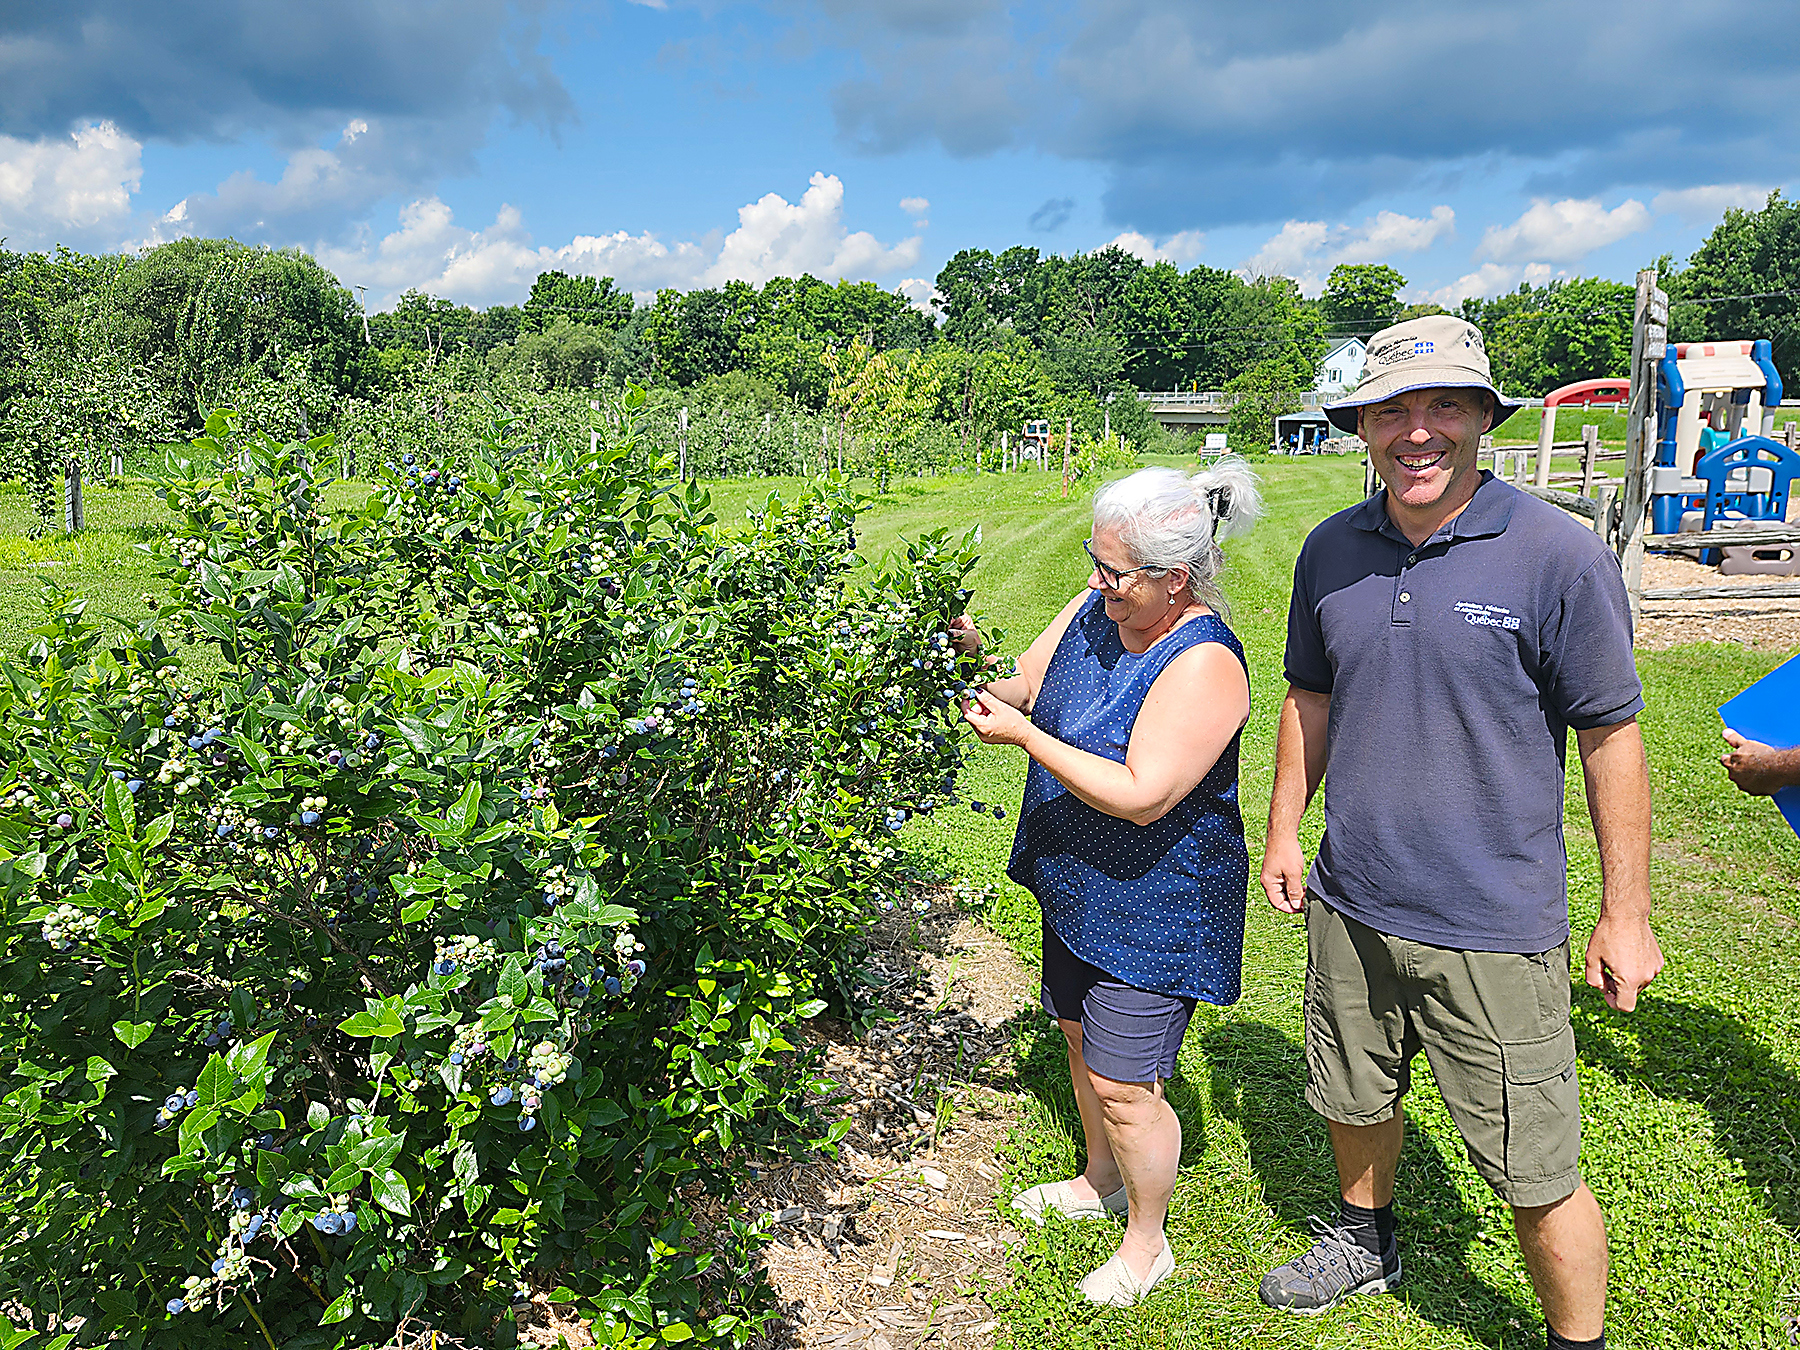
[1260,834,1308,914]
[1720,729,1800,796]
[1583,912,1664,1013]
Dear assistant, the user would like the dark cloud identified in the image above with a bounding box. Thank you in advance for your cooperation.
[806,0,1800,230]
[0,0,571,147]
[1028,196,1074,232]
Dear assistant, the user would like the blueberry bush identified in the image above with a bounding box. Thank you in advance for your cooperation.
[0,390,987,1348]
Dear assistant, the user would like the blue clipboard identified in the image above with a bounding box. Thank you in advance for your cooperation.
[1719,651,1800,837]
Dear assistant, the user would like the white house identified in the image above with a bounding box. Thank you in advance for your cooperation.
[1317,337,1367,395]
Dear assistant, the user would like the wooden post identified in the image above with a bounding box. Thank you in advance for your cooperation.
[1002,430,1009,472]
[589,399,600,455]
[1580,424,1599,498]
[64,456,84,533]
[1617,268,1667,621]
[1104,406,1111,441]
[1594,481,1618,540]
[1534,402,1557,489]
[1062,417,1072,497]
[110,440,123,479]
[678,406,688,482]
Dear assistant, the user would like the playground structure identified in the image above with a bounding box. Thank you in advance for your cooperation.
[1373,270,1800,614]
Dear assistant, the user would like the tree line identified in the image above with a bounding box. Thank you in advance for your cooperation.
[1,191,1794,518]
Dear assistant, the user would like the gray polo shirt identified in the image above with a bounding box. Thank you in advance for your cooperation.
[1284,471,1644,954]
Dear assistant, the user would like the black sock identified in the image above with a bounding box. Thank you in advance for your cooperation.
[1337,1198,1395,1256]
[1546,1330,1603,1350]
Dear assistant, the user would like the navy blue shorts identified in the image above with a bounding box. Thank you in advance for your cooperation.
[1040,918,1196,1084]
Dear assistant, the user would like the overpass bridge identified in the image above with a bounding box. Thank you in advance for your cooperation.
[1137,390,1330,435]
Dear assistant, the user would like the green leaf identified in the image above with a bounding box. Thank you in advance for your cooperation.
[339,1000,405,1039]
[323,1162,363,1192]
[307,1100,330,1130]
[102,775,135,837]
[320,1292,355,1325]
[84,1056,115,1087]
[399,897,436,924]
[143,812,173,851]
[661,1323,695,1343]
[446,780,482,838]
[111,1020,152,1049]
[497,956,527,1005]
[194,1054,234,1109]
[372,1166,412,1216]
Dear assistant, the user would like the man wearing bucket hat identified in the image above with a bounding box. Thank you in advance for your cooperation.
[1258,315,1661,1350]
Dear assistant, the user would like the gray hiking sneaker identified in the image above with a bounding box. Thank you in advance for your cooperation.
[1259,1216,1402,1315]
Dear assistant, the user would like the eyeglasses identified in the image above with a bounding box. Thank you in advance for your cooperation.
[1083,539,1162,590]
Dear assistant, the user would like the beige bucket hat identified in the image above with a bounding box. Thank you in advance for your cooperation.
[1325,314,1525,433]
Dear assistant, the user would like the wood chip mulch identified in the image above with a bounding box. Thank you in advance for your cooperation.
[727,893,1042,1350]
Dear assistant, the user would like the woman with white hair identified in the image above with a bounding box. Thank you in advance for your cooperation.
[958,458,1261,1306]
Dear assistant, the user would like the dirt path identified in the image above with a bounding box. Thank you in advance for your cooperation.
[739,896,1043,1350]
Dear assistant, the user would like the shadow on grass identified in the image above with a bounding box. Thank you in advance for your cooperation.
[1572,986,1800,1233]
[1201,1021,1539,1345]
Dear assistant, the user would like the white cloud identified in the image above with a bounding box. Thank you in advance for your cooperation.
[1476,197,1651,264]
[1650,183,1772,225]
[0,121,142,245]
[1424,261,1556,307]
[1240,206,1454,290]
[317,172,924,309]
[896,277,939,312]
[899,196,930,215]
[1107,228,1205,265]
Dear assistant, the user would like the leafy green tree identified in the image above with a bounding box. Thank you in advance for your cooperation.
[487,318,614,390]
[521,271,633,333]
[1319,264,1407,334]
[1227,359,1304,452]
[1668,190,1800,391]
[1459,277,1633,395]
[115,240,363,422]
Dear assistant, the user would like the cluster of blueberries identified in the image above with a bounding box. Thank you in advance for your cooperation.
[312,1207,359,1235]
[395,453,463,494]
[678,675,703,714]
[201,1015,234,1048]
[108,768,147,794]
[969,800,1008,822]
[157,1086,201,1126]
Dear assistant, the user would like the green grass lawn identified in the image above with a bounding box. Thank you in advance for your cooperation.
[8,459,1800,1348]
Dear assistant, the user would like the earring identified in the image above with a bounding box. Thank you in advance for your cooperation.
[1168,595,1177,605]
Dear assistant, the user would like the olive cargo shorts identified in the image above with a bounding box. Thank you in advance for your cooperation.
[1304,896,1583,1209]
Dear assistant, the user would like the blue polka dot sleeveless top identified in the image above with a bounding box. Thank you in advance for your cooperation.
[1006,592,1249,1005]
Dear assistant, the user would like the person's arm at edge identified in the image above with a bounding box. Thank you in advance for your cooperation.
[1721,730,1800,795]
[1577,715,1664,1012]
[1260,685,1329,914]
[976,591,1090,713]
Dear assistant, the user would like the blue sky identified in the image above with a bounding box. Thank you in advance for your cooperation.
[1,0,1796,311]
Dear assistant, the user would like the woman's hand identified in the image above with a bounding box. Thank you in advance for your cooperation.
[962,689,1035,747]
[948,614,981,656]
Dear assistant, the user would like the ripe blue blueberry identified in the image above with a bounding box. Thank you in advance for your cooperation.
[970,801,987,814]
[167,1299,185,1314]
[187,736,203,749]
[110,769,126,781]
[325,750,342,765]
[625,959,646,978]
[164,1093,184,1112]
[204,727,222,742]
[604,976,623,996]
[341,1212,357,1233]
[211,1258,225,1274]
[127,779,144,793]
[403,454,416,466]
[491,1085,513,1106]
[993,805,1006,820]
[232,1186,255,1209]
[54,812,73,829]
[185,1089,199,1107]
[264,825,280,839]
[434,959,455,976]
[364,733,379,750]
[449,1051,464,1066]
[164,716,177,727]
[244,1214,264,1241]
[299,811,321,826]
[215,823,232,838]
[519,1115,537,1132]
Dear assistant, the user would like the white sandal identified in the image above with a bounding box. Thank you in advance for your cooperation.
[1079,1239,1176,1306]
[1010,1178,1129,1225]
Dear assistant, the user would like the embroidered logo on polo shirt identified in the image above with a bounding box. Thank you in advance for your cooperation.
[1454,601,1520,631]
